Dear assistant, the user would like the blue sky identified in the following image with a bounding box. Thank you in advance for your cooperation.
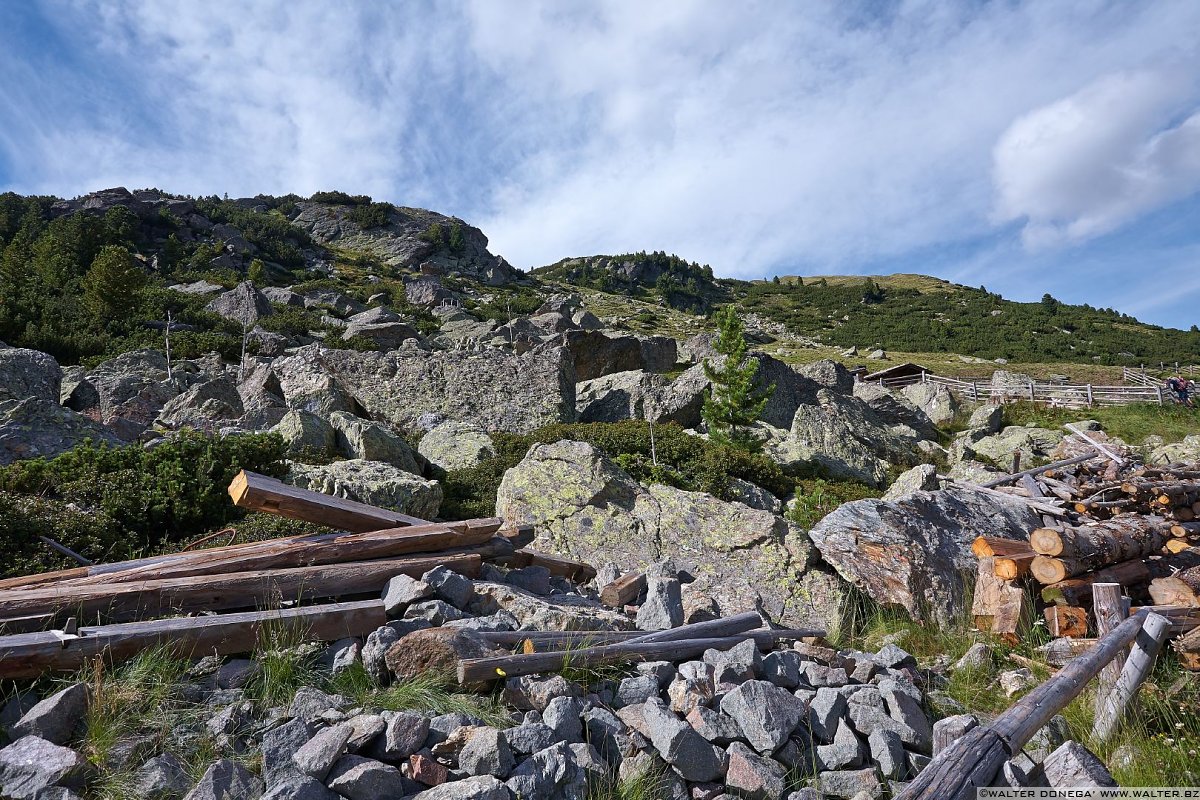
[2,2,1199,329]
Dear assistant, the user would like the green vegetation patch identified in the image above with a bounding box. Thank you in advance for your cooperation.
[1001,401,1200,445]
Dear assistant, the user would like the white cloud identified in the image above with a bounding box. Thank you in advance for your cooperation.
[993,70,1200,249]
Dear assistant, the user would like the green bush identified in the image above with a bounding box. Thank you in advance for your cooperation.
[0,493,123,576]
[439,420,794,520]
[0,431,288,575]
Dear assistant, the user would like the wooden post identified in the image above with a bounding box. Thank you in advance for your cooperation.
[1093,583,1126,712]
[1158,387,1164,406]
[1028,380,1035,401]
[1086,384,1093,407]
[1011,450,1021,474]
[971,382,978,402]
[1093,612,1171,743]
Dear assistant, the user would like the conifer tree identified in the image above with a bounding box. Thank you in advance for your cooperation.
[82,244,146,322]
[702,305,774,451]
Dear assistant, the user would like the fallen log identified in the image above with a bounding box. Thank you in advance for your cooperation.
[1148,566,1200,607]
[1175,625,1200,670]
[0,599,386,679]
[994,554,1036,581]
[599,572,646,608]
[1043,606,1088,638]
[1040,558,1151,606]
[625,611,764,645]
[505,549,597,583]
[979,451,1098,489]
[1092,612,1171,743]
[970,537,1033,559]
[897,611,1149,799]
[0,552,485,622]
[476,631,643,649]
[1170,521,1200,538]
[457,627,825,684]
[228,469,429,531]
[1030,517,1169,583]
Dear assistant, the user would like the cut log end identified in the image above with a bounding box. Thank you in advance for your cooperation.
[1031,556,1069,585]
[1030,527,1065,557]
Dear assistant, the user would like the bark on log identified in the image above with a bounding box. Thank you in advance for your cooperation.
[994,554,1036,581]
[0,600,386,679]
[625,611,764,646]
[971,537,1033,559]
[979,452,1098,489]
[228,469,429,531]
[599,572,646,608]
[1040,558,1151,606]
[1175,625,1200,671]
[1028,516,1168,562]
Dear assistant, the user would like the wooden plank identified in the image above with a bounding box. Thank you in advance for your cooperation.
[599,572,646,608]
[1043,606,1088,638]
[1092,612,1171,743]
[0,600,387,679]
[229,469,429,531]
[457,628,825,684]
[1093,583,1127,714]
[0,553,484,622]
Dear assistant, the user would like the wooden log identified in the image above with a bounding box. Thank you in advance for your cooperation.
[625,611,764,646]
[971,537,1033,559]
[1063,424,1125,466]
[1170,522,1200,538]
[505,549,598,583]
[994,554,1035,581]
[1092,612,1171,743]
[898,611,1149,799]
[1175,625,1200,670]
[1093,583,1127,713]
[1166,539,1195,554]
[1043,606,1088,638]
[1028,516,1168,562]
[971,558,1028,643]
[979,451,1098,489]
[599,572,646,608]
[1040,558,1152,606]
[476,631,643,648]
[0,553,484,622]
[1128,606,1200,634]
[456,628,824,684]
[0,599,386,679]
[1148,566,1200,607]
[228,469,429,531]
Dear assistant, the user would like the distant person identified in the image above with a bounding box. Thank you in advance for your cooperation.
[1168,376,1191,406]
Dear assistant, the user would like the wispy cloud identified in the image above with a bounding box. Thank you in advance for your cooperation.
[1,1,1199,327]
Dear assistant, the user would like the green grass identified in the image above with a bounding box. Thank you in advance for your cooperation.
[787,478,880,529]
[585,761,671,800]
[329,663,511,727]
[1001,401,1200,445]
[245,620,322,709]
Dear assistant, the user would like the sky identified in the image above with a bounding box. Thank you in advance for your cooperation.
[1,2,1199,329]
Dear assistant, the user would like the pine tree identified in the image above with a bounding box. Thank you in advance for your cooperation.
[702,305,774,451]
[82,245,146,321]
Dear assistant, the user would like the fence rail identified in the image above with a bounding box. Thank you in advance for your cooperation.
[874,372,1169,408]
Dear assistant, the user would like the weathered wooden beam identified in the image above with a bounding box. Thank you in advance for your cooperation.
[1092,583,1127,712]
[1040,558,1151,606]
[457,628,825,684]
[228,469,429,531]
[979,452,1099,489]
[0,600,387,679]
[625,611,764,645]
[0,553,484,622]
[505,549,597,583]
[599,572,646,608]
[1092,612,1171,743]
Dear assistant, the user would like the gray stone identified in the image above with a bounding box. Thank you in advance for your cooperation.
[216,659,259,690]
[1000,668,1036,697]
[879,680,932,753]
[261,775,340,800]
[377,711,430,760]
[0,348,60,404]
[131,751,191,799]
[0,736,94,799]
[637,661,677,688]
[503,741,579,799]
[382,574,435,616]
[422,566,476,609]
[417,421,497,471]
[206,700,253,738]
[900,382,958,426]
[616,676,661,708]
[575,370,670,423]
[816,719,865,770]
[724,740,787,799]
[328,411,422,472]
[183,758,263,800]
[289,687,347,724]
[808,486,1041,625]
[0,397,122,464]
[206,281,273,327]
[341,321,423,350]
[155,377,244,430]
[325,755,408,799]
[704,638,761,684]
[1042,740,1115,788]
[932,714,978,756]
[874,645,916,670]
[542,696,586,744]
[636,570,684,632]
[667,662,716,714]
[302,289,366,317]
[641,702,724,782]
[416,774,513,799]
[403,599,470,625]
[344,714,385,752]
[262,287,305,307]
[503,723,556,756]
[291,724,352,780]
[807,687,848,743]
[952,642,993,672]
[720,681,807,754]
[968,404,1004,434]
[847,703,926,753]
[815,767,883,799]
[263,718,312,787]
[581,706,626,765]
[867,728,907,780]
[426,712,478,746]
[469,581,631,632]
[459,728,515,778]
[11,684,89,746]
[504,566,551,596]
[501,675,581,712]
[685,706,745,746]
[361,622,429,683]
[288,459,442,519]
[800,661,848,688]
[882,464,940,501]
[271,346,357,417]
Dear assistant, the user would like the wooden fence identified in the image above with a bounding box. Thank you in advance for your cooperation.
[874,372,1167,408]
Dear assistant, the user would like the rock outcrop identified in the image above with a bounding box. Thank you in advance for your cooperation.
[418,421,496,471]
[289,460,442,519]
[495,440,843,629]
[808,486,1042,624]
[0,398,121,466]
[0,348,61,405]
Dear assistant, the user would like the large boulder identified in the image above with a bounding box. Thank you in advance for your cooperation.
[808,486,1041,624]
[664,354,827,430]
[853,382,936,439]
[85,349,183,439]
[576,370,670,423]
[0,398,121,466]
[563,331,676,381]
[341,322,423,350]
[967,426,1064,467]
[770,389,919,487]
[321,344,575,434]
[155,377,244,431]
[418,421,496,471]
[0,348,61,404]
[205,281,273,328]
[901,382,959,427]
[990,370,1035,400]
[1149,434,1200,465]
[271,346,359,418]
[289,460,442,520]
[271,410,337,458]
[329,411,422,473]
[495,440,843,629]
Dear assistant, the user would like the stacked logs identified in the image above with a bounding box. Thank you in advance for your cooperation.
[969,448,1200,667]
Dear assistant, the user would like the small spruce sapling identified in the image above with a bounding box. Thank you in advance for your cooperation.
[701,305,774,452]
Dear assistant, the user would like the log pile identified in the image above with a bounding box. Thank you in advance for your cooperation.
[967,445,1200,667]
[0,470,597,678]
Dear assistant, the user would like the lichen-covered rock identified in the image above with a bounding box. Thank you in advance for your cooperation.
[155,377,244,431]
[808,486,1041,624]
[271,346,358,418]
[341,321,423,350]
[1149,434,1200,465]
[384,628,501,682]
[564,331,677,381]
[900,382,958,426]
[0,348,61,404]
[288,460,441,519]
[205,281,273,328]
[0,398,121,466]
[495,439,842,630]
[329,412,422,473]
[468,582,632,631]
[272,410,337,458]
[967,403,1004,434]
[882,464,939,501]
[85,349,183,439]
[418,421,496,471]
[575,370,669,423]
[320,345,575,434]
[853,382,937,439]
[967,426,1064,466]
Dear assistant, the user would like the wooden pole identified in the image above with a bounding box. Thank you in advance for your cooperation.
[228,469,430,531]
[37,536,93,567]
[1092,612,1171,743]
[599,572,647,608]
[624,611,764,645]
[979,452,1099,489]
[1063,424,1125,466]
[1092,583,1127,715]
